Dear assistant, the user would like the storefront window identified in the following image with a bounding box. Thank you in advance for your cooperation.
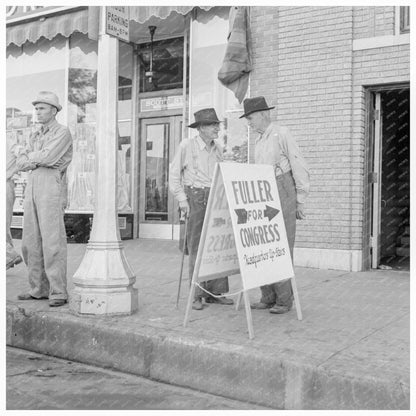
[137,37,185,92]
[66,32,98,212]
[190,7,248,162]
[6,36,67,211]
[117,41,134,212]
[66,34,133,213]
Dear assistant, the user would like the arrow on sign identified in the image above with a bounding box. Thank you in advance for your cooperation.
[264,205,280,221]
[234,208,248,224]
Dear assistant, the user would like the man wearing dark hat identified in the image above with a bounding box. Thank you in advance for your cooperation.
[240,96,310,314]
[15,91,73,307]
[170,108,234,310]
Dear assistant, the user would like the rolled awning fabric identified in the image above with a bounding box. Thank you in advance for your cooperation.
[217,6,252,103]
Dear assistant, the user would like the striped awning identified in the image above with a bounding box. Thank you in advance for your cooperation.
[6,8,89,47]
[6,6,214,47]
[129,6,213,23]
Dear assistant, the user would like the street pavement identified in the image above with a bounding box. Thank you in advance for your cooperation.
[7,346,269,410]
[6,238,410,410]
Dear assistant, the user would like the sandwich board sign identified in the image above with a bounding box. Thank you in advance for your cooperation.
[183,163,302,339]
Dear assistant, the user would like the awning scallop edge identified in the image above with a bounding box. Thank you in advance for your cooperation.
[6,6,214,47]
[128,5,213,23]
[7,9,89,47]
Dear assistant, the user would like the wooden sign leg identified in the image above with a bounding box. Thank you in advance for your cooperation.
[243,291,254,339]
[235,292,242,311]
[290,277,303,321]
[183,280,197,327]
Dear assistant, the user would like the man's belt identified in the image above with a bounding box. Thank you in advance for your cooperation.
[184,185,210,191]
[275,167,292,178]
[184,185,211,204]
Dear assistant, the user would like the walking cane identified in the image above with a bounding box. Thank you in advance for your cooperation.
[176,211,188,309]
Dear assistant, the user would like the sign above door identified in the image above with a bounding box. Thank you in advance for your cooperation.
[140,95,183,112]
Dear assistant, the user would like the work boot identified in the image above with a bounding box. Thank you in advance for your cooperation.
[269,304,292,314]
[250,301,274,310]
[6,255,23,270]
[192,298,203,310]
[17,293,48,300]
[205,296,234,305]
[49,299,67,307]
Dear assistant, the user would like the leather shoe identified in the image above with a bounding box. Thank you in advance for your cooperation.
[269,304,292,314]
[250,301,274,310]
[49,299,67,307]
[205,296,234,305]
[18,293,48,300]
[192,299,203,310]
[6,255,23,270]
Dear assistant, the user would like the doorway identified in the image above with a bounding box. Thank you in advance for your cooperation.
[370,87,410,270]
[138,116,182,239]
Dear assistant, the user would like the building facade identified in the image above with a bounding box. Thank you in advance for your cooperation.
[6,6,248,241]
[249,6,410,271]
[6,6,410,272]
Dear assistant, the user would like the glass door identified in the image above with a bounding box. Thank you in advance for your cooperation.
[138,116,181,239]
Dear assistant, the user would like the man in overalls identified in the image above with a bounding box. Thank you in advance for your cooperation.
[170,108,234,310]
[16,91,73,307]
[6,134,23,270]
[240,96,310,314]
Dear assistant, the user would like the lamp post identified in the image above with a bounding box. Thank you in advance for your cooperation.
[70,6,138,315]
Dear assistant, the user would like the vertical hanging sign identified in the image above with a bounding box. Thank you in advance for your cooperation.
[105,6,129,42]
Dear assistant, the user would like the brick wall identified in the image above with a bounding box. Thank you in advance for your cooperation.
[250,6,357,251]
[249,6,409,259]
[353,7,395,39]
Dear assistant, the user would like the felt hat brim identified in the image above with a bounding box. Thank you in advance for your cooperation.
[239,105,275,118]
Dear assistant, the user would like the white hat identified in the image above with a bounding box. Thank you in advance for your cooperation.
[32,91,62,112]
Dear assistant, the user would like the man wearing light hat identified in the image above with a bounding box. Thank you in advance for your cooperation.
[6,133,23,270]
[240,96,310,314]
[15,91,73,307]
[170,108,234,310]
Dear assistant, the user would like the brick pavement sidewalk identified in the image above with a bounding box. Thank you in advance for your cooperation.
[6,238,410,409]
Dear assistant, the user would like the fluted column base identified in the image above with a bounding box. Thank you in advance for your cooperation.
[69,241,138,316]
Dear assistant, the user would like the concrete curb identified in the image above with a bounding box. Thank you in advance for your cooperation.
[6,303,409,410]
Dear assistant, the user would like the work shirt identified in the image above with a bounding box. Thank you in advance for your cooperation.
[16,119,73,173]
[169,135,223,202]
[6,135,19,180]
[255,122,310,204]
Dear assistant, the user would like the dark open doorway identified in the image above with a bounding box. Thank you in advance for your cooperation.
[378,88,410,270]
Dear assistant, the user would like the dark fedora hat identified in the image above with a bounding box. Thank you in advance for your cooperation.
[188,108,222,128]
[239,96,275,118]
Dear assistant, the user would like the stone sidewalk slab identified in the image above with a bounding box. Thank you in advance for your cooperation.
[6,239,410,409]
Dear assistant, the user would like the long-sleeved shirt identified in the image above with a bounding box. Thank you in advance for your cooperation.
[254,122,310,204]
[16,119,73,173]
[6,135,19,180]
[169,135,223,203]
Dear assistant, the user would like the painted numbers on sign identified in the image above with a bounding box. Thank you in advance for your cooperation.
[198,178,239,280]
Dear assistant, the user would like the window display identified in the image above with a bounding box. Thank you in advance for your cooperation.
[137,36,185,93]
[6,36,67,211]
[66,33,98,212]
[6,33,134,215]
